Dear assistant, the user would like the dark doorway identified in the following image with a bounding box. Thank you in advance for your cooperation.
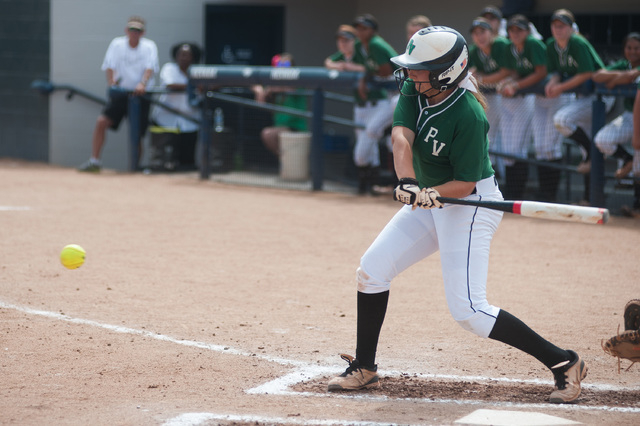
[203,5,286,171]
[205,4,285,65]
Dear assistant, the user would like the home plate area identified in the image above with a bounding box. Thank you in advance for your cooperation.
[294,374,640,408]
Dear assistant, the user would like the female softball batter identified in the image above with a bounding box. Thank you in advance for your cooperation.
[328,27,587,404]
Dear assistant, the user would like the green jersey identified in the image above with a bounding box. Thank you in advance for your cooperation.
[273,91,308,131]
[393,84,494,188]
[353,35,398,103]
[546,33,604,78]
[468,36,510,74]
[504,35,547,77]
[606,59,640,111]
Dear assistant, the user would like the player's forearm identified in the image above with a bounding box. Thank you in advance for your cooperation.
[591,70,616,84]
[480,68,511,85]
[558,72,592,92]
[515,66,546,90]
[433,180,477,199]
[140,69,153,86]
[106,69,116,86]
[391,126,416,179]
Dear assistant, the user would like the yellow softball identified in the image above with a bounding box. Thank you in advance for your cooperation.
[60,244,85,269]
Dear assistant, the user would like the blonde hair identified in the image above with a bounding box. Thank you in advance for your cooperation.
[468,75,488,111]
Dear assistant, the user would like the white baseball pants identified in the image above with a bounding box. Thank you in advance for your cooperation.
[594,111,633,157]
[353,98,392,167]
[357,176,504,338]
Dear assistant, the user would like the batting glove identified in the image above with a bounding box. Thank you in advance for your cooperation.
[417,187,443,209]
[393,178,421,209]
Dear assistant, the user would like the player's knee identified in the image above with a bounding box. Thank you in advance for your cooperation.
[553,114,574,137]
[454,312,497,338]
[450,303,499,338]
[96,115,111,129]
[356,265,390,294]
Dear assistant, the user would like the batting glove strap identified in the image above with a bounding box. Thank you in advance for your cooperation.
[393,178,420,207]
[418,187,443,209]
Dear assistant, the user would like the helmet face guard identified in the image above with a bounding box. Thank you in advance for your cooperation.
[392,26,469,95]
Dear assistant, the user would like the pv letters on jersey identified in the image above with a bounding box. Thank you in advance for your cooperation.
[424,126,446,156]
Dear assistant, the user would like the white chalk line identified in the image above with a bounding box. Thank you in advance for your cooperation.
[162,412,399,426]
[0,206,31,211]
[3,300,640,418]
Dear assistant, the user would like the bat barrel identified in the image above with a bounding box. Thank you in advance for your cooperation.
[437,197,609,225]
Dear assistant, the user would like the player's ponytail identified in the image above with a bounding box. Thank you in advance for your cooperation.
[468,74,488,111]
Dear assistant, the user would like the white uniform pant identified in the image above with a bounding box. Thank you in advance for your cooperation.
[485,93,502,150]
[532,95,567,161]
[499,95,534,166]
[357,176,504,338]
[353,98,392,167]
[594,111,633,157]
[554,94,615,138]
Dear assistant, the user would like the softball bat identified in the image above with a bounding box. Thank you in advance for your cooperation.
[436,197,609,225]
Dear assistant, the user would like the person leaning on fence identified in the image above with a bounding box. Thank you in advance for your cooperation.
[592,33,640,181]
[150,42,201,169]
[494,14,549,200]
[350,13,398,195]
[621,79,640,218]
[251,53,308,157]
[324,25,365,73]
[545,9,614,203]
[369,14,433,196]
[468,17,511,175]
[78,16,159,172]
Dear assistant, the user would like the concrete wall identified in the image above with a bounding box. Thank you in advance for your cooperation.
[48,0,639,170]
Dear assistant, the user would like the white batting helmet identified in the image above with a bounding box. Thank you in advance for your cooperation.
[391,26,469,91]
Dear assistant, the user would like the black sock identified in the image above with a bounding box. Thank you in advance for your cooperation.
[569,127,592,160]
[355,291,389,369]
[488,310,570,370]
[613,145,633,164]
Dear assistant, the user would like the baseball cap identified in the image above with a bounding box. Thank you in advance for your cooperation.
[127,16,145,31]
[353,14,378,30]
[551,9,575,26]
[336,24,357,40]
[470,17,493,32]
[507,15,530,31]
[481,6,503,20]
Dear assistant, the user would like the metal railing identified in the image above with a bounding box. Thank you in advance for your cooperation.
[33,76,637,208]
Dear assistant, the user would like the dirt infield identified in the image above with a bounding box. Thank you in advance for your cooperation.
[1,160,639,425]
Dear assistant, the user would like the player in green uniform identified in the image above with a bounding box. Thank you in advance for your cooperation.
[497,14,564,202]
[327,26,588,404]
[592,33,640,180]
[350,14,398,194]
[468,17,511,177]
[545,9,613,202]
[627,80,640,217]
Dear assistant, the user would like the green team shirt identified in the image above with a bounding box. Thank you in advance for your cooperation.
[352,35,398,102]
[273,91,308,131]
[393,84,494,188]
[546,33,604,78]
[468,36,510,74]
[504,35,547,77]
[606,59,640,111]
